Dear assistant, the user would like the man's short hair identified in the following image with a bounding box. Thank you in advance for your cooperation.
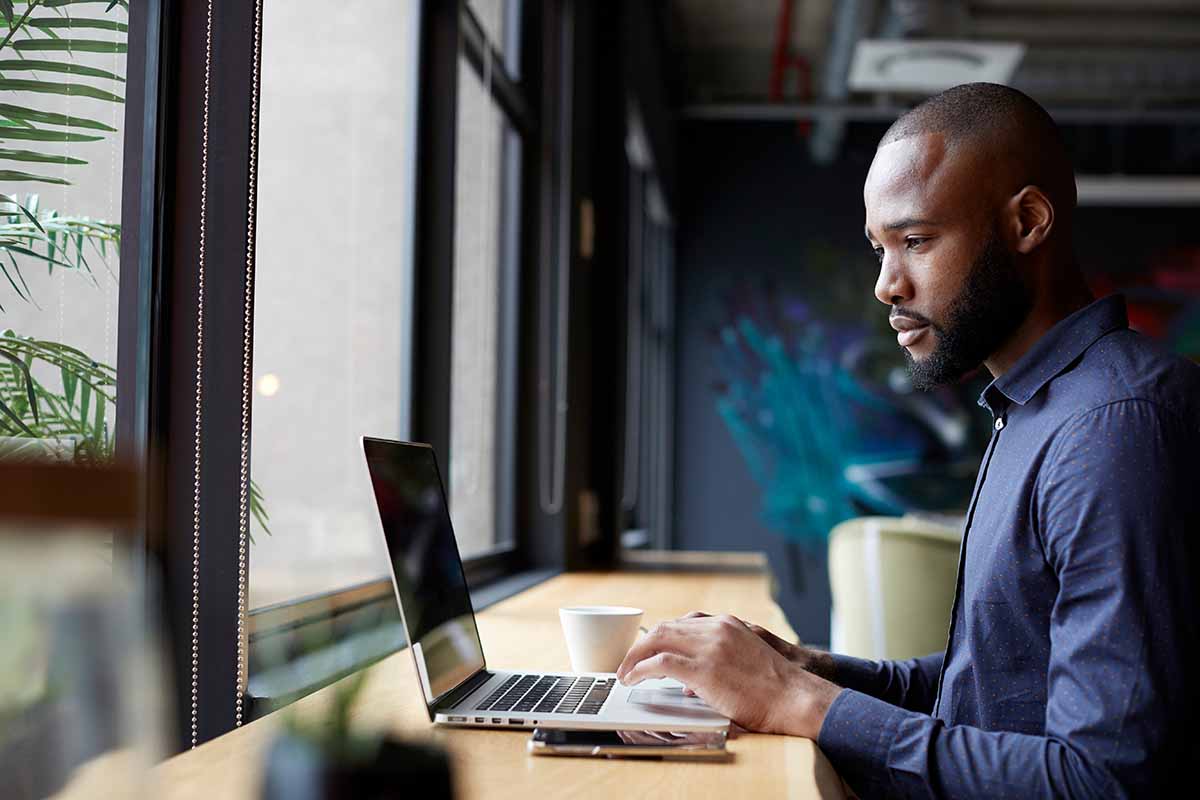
[880,82,1077,213]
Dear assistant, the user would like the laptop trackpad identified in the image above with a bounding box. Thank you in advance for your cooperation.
[627,686,711,709]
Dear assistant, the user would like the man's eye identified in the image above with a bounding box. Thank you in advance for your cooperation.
[905,237,928,250]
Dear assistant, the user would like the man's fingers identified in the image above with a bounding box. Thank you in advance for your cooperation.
[616,620,704,679]
[619,651,695,686]
[679,610,712,621]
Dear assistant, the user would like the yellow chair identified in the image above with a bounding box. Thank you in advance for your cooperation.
[828,514,962,661]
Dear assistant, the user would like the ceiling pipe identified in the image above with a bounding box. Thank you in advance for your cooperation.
[682,102,1200,125]
[810,0,881,164]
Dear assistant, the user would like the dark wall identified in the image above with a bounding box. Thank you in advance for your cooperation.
[673,122,883,645]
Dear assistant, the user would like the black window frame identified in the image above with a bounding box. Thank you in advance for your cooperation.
[118,0,581,749]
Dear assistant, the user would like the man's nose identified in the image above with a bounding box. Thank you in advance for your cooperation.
[874,253,911,307]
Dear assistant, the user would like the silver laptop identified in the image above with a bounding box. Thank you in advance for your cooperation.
[363,436,729,732]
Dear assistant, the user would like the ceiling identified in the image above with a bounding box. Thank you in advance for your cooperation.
[664,0,1200,110]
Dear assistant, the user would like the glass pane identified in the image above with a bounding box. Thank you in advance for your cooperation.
[0,2,126,466]
[249,1,419,609]
[449,57,520,558]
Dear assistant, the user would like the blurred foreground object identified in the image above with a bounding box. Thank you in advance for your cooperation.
[0,463,171,800]
[259,615,455,799]
[828,514,962,661]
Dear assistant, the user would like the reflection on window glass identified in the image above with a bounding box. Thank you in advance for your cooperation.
[249,1,418,609]
[466,0,521,78]
[0,3,125,467]
[450,59,501,558]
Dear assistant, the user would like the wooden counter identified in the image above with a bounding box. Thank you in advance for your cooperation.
[152,570,848,799]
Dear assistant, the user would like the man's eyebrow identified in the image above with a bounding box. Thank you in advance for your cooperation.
[882,217,937,232]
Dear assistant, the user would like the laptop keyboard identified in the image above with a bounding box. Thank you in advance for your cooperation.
[473,675,614,715]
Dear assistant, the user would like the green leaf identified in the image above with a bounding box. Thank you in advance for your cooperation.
[60,364,76,409]
[91,390,103,442]
[0,147,86,165]
[0,167,69,185]
[41,1,128,9]
[0,1,14,25]
[26,16,126,31]
[0,193,46,231]
[79,376,91,422]
[0,126,103,142]
[6,252,34,303]
[0,395,36,436]
[0,59,125,82]
[0,241,74,269]
[0,78,124,103]
[0,103,117,131]
[0,256,29,300]
[11,38,127,54]
[0,346,38,424]
[0,167,68,184]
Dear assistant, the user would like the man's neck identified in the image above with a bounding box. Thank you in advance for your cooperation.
[983,272,1093,379]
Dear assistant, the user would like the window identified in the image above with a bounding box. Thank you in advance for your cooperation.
[449,2,524,559]
[0,2,126,468]
[247,0,420,610]
[108,0,557,744]
[622,166,676,551]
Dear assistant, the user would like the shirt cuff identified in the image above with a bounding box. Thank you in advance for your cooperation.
[828,653,886,695]
[817,688,907,799]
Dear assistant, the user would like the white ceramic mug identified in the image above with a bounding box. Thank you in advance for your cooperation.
[558,606,644,673]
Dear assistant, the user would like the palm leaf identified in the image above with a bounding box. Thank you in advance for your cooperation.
[26,16,125,31]
[0,59,124,82]
[37,1,128,9]
[0,167,68,184]
[0,345,38,423]
[11,39,126,54]
[0,192,45,230]
[0,146,86,165]
[0,103,116,131]
[0,78,124,102]
[0,126,104,142]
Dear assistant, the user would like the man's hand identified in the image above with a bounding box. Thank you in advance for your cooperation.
[615,613,842,739]
[677,611,838,681]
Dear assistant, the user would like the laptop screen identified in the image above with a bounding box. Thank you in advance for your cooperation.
[363,438,486,706]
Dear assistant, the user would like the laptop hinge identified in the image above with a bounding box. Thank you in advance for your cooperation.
[436,669,493,712]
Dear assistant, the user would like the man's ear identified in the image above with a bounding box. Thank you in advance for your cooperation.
[1006,185,1055,254]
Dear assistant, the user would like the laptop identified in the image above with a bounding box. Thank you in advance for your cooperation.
[363,436,730,732]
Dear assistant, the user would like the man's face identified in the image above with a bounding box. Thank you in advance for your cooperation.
[864,133,1032,390]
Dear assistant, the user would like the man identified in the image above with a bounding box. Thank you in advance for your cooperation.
[617,83,1200,798]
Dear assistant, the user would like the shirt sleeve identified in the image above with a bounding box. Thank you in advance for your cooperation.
[817,400,1198,798]
[827,652,944,713]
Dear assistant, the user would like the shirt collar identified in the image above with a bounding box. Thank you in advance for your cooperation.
[977,294,1129,410]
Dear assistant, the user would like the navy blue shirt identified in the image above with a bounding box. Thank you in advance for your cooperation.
[816,295,1200,798]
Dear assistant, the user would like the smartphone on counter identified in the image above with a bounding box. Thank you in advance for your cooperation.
[527,728,729,760]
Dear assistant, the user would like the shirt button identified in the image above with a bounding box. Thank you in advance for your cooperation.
[994,417,1006,431]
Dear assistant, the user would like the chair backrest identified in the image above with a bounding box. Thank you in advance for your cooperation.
[828,515,962,661]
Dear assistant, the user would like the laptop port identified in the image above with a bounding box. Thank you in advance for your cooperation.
[491,718,502,724]
[448,716,466,723]
[508,719,522,725]
[474,717,485,723]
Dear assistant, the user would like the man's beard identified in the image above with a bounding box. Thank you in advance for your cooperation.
[901,231,1033,391]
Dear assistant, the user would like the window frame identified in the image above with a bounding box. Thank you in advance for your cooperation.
[121,0,584,747]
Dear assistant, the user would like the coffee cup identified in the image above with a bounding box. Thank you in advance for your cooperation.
[559,606,644,673]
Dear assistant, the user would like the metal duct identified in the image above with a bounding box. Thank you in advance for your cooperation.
[810,0,881,165]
